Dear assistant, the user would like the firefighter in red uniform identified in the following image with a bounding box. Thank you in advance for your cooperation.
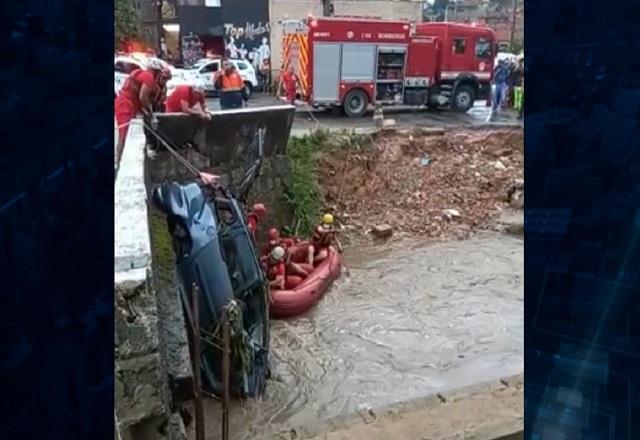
[246,203,267,238]
[278,65,299,105]
[262,228,313,277]
[165,84,211,119]
[267,246,287,289]
[145,67,172,152]
[311,213,342,264]
[267,246,306,290]
[114,58,165,166]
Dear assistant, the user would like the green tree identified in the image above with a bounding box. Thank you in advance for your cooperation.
[115,0,139,46]
[510,40,523,54]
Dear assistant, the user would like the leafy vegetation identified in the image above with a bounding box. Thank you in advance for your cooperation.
[283,133,325,237]
[115,0,139,46]
[283,130,373,236]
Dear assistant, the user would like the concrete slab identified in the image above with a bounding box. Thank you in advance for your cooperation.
[114,121,150,281]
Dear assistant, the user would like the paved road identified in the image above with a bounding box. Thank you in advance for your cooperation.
[206,93,521,135]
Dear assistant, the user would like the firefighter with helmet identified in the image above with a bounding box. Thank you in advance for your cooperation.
[246,203,268,238]
[311,213,342,264]
[165,83,211,119]
[114,58,167,167]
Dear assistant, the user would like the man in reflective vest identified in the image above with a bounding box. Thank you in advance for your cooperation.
[215,60,244,110]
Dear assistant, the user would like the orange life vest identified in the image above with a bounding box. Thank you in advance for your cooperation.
[219,72,244,91]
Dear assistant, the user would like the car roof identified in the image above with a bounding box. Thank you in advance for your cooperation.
[114,56,143,65]
[195,58,249,64]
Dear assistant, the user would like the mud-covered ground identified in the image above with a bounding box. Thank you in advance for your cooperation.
[193,231,523,440]
[318,128,523,241]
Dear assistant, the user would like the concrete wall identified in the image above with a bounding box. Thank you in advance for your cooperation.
[115,122,190,440]
[269,0,424,75]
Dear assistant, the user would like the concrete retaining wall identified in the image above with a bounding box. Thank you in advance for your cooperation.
[114,122,189,440]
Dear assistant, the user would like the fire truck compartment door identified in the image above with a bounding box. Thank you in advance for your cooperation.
[341,44,376,81]
[313,43,341,102]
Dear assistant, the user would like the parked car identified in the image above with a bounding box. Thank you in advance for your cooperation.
[114,54,184,97]
[176,58,258,99]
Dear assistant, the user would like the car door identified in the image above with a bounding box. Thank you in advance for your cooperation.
[198,61,220,92]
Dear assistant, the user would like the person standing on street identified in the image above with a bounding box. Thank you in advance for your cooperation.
[114,58,165,167]
[278,65,299,105]
[215,60,244,110]
[514,55,524,120]
[490,59,509,119]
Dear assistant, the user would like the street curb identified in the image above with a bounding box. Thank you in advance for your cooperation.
[269,373,524,439]
[290,122,523,138]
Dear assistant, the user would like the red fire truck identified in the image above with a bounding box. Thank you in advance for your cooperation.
[281,16,497,117]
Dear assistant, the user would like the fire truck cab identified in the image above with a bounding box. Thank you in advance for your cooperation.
[281,17,496,117]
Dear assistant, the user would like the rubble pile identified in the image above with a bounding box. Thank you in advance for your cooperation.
[317,128,524,240]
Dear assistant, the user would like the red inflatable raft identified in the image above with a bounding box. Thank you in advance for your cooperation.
[269,244,342,318]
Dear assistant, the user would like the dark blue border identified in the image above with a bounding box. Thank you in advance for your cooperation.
[0,0,114,438]
[525,0,640,438]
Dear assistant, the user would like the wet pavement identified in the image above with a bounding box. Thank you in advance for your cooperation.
[205,94,521,135]
[198,231,523,439]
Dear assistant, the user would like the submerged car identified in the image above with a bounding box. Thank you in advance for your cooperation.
[152,180,269,397]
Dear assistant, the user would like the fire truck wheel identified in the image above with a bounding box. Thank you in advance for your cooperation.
[343,89,368,118]
[451,85,476,112]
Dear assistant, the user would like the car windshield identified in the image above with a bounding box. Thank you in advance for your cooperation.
[189,59,215,70]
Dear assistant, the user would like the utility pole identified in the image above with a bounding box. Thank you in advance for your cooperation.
[156,0,163,55]
[322,0,334,17]
[509,0,518,50]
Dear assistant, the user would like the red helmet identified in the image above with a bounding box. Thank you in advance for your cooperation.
[267,227,280,241]
[252,203,267,219]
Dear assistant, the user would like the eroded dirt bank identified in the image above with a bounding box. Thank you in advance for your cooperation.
[318,128,523,241]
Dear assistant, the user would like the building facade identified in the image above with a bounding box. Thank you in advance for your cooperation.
[136,0,270,68]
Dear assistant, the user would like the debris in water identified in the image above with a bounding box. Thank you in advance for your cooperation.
[443,209,461,220]
[372,224,394,238]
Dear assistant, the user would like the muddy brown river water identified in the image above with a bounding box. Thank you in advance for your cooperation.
[198,231,523,439]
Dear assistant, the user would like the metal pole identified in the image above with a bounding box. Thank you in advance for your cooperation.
[156,0,163,55]
[221,312,230,440]
[191,283,206,440]
[510,0,518,50]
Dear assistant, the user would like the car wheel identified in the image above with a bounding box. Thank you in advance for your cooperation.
[343,89,368,118]
[243,82,253,100]
[451,85,476,112]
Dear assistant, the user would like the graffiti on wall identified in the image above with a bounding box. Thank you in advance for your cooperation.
[223,21,270,72]
[181,33,204,67]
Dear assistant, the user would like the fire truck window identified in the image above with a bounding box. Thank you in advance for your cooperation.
[475,38,492,59]
[452,38,466,55]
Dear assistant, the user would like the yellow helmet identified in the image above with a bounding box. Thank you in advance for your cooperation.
[322,213,334,225]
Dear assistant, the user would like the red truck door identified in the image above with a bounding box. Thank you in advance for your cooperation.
[472,35,494,80]
[442,33,475,79]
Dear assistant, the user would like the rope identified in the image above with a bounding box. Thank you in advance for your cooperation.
[141,120,201,177]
